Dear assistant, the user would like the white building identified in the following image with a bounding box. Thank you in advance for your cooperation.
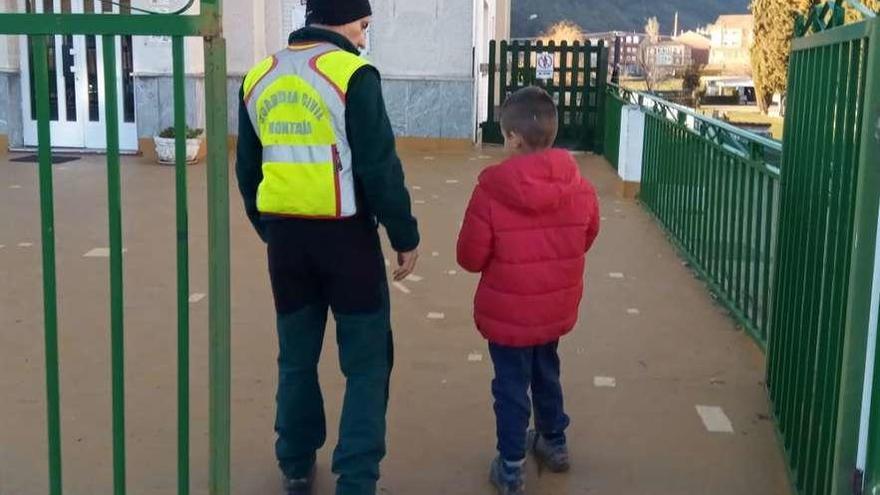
[707,14,754,75]
[0,0,510,153]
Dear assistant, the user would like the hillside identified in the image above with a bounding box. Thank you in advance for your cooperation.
[512,0,751,37]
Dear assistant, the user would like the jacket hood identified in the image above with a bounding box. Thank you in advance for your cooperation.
[478,149,585,213]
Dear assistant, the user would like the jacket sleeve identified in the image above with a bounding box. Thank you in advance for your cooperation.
[346,67,420,253]
[235,86,266,242]
[457,184,494,273]
[584,181,601,253]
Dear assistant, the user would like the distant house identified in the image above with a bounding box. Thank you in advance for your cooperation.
[707,14,755,75]
[675,30,711,66]
[644,40,693,76]
[585,31,654,77]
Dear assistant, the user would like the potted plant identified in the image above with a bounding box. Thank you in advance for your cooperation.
[153,126,204,165]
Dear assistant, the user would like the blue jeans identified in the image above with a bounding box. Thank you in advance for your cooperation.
[489,341,570,463]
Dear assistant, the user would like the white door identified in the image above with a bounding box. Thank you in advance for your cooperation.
[20,0,138,151]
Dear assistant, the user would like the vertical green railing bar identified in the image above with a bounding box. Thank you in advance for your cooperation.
[202,15,231,494]
[32,34,62,495]
[172,35,190,495]
[865,17,880,495]
[102,34,127,495]
[602,89,623,170]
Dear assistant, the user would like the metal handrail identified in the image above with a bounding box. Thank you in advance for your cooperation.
[608,82,783,153]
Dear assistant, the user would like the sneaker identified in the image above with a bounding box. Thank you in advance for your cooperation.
[489,457,525,495]
[283,465,316,495]
[528,430,570,473]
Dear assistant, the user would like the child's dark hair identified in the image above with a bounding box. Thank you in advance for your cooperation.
[500,86,558,150]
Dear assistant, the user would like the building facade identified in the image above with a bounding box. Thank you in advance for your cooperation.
[706,14,754,75]
[644,40,693,76]
[585,31,645,77]
[0,0,509,152]
[675,30,711,66]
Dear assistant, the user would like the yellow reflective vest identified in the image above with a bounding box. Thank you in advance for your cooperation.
[243,42,370,218]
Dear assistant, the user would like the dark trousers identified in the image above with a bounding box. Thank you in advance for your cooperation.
[267,218,392,495]
[489,341,570,463]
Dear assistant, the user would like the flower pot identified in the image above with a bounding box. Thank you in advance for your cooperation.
[153,136,202,165]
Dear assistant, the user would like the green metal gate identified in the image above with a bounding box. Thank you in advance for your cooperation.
[0,2,231,494]
[481,39,608,151]
[767,2,880,495]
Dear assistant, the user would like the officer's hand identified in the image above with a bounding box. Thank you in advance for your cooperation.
[393,249,419,282]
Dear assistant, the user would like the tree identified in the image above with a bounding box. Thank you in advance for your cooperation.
[538,20,585,44]
[750,0,811,114]
[751,0,879,114]
[682,63,702,95]
[846,0,880,23]
[637,17,666,93]
[646,17,661,43]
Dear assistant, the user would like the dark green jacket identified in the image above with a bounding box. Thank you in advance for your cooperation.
[235,27,420,253]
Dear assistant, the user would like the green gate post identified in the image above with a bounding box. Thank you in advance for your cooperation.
[836,12,880,495]
[32,34,63,495]
[201,1,231,492]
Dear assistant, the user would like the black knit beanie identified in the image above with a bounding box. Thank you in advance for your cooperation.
[306,0,372,26]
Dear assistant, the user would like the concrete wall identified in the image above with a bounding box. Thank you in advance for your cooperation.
[369,0,476,139]
[0,0,479,142]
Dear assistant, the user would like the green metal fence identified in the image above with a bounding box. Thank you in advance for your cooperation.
[602,90,624,170]
[481,39,608,151]
[0,3,231,494]
[608,83,783,349]
[767,3,880,495]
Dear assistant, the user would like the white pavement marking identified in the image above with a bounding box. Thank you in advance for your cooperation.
[412,186,422,191]
[627,308,641,315]
[468,352,484,362]
[392,282,411,295]
[0,244,5,249]
[601,216,607,221]
[9,185,22,189]
[18,242,33,248]
[432,195,440,200]
[609,272,625,279]
[593,376,617,388]
[479,155,491,159]
[447,270,458,276]
[432,251,440,257]
[695,405,735,433]
[414,200,426,205]
[423,156,436,161]
[405,274,424,282]
[469,157,477,161]
[445,179,460,184]
[188,293,206,304]
[427,312,445,320]
[83,247,127,258]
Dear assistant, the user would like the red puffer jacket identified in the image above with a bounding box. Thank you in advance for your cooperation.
[457,149,600,347]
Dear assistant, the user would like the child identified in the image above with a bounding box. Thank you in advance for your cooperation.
[457,86,601,495]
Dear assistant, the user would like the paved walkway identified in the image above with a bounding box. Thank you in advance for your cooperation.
[0,148,790,494]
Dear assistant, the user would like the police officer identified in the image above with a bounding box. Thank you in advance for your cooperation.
[235,0,420,493]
